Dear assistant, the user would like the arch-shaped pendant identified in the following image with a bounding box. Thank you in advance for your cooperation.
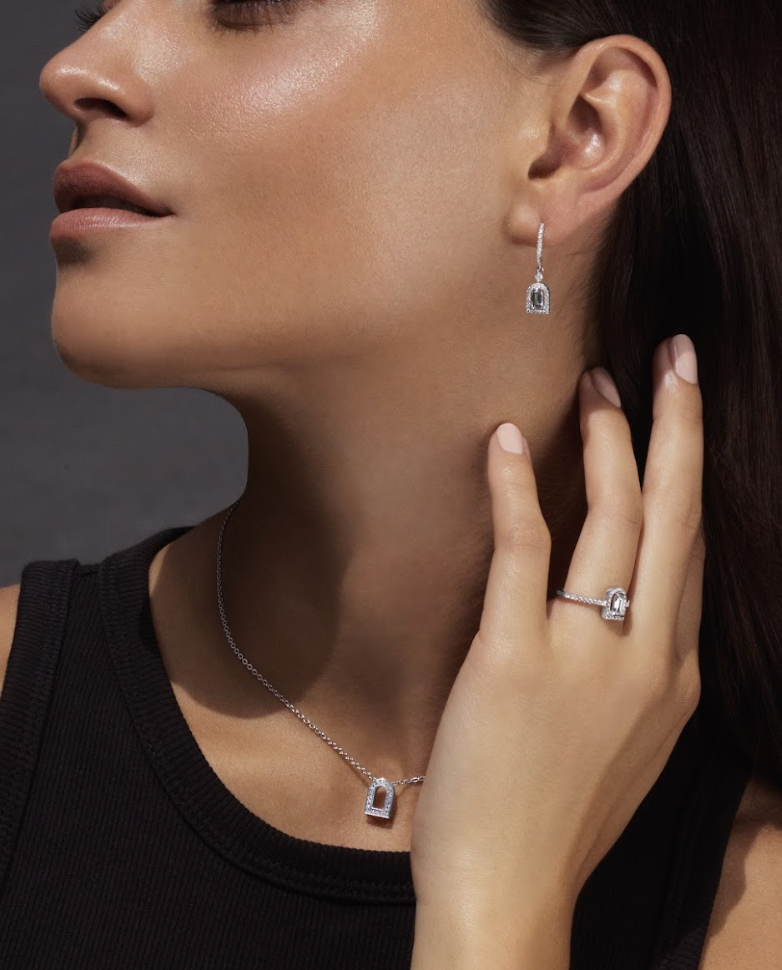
[526,282,551,314]
[364,778,396,819]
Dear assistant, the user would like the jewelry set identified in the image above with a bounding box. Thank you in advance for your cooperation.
[216,222,630,821]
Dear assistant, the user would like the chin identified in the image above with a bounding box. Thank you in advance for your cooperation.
[50,297,173,391]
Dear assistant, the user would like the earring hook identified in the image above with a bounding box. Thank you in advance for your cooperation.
[526,221,551,314]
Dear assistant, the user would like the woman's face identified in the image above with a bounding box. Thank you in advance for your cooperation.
[39,0,536,391]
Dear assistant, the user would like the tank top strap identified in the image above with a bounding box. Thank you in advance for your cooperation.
[0,557,79,896]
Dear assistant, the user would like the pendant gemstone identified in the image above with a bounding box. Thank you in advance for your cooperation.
[365,778,396,819]
[526,282,551,314]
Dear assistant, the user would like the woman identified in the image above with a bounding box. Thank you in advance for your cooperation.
[0,0,779,966]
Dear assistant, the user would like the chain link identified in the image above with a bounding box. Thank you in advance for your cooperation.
[216,499,426,790]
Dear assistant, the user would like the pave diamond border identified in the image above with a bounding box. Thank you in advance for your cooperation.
[601,586,630,621]
[365,778,396,819]
[526,282,551,314]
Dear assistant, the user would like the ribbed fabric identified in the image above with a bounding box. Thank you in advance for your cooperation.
[0,523,753,969]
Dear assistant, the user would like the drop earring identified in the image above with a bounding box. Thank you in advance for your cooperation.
[525,222,551,314]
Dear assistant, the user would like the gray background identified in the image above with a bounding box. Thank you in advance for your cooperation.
[0,2,246,585]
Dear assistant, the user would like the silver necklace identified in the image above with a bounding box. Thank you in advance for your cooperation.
[216,499,426,821]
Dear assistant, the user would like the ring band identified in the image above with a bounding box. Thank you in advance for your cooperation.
[556,586,630,622]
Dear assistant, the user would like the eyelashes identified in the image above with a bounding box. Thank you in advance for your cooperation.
[209,0,305,33]
[73,1,109,34]
[72,0,304,36]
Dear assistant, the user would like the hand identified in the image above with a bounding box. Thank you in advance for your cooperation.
[409,335,705,965]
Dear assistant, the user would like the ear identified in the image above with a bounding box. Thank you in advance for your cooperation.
[505,34,672,247]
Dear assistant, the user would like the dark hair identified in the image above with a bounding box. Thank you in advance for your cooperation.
[481,0,782,785]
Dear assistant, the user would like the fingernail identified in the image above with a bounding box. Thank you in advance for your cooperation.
[590,367,622,407]
[497,422,526,455]
[669,334,699,385]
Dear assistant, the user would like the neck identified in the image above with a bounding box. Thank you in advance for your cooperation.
[149,334,590,781]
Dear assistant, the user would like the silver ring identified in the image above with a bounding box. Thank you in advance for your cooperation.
[555,586,630,622]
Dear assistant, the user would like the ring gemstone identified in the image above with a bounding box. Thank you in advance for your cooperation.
[602,587,630,621]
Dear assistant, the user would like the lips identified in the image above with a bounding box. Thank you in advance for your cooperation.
[53,160,173,217]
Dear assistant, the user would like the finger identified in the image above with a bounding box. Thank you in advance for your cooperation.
[478,423,551,652]
[551,367,641,641]
[631,335,704,651]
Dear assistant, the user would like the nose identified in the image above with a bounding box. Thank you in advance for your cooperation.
[39,20,153,143]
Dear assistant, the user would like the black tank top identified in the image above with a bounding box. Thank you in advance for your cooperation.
[0,524,753,969]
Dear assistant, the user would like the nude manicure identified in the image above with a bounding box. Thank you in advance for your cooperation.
[670,334,699,385]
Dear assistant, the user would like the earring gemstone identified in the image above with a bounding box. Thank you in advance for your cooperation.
[526,282,550,314]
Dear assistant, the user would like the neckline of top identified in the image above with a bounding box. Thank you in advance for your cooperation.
[98,521,416,904]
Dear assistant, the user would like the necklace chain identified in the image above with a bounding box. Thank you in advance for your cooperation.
[216,499,426,790]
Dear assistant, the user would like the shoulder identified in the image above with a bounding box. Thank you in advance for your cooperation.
[0,583,22,701]
[701,771,782,968]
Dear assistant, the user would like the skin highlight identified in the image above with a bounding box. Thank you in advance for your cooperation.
[39,0,670,851]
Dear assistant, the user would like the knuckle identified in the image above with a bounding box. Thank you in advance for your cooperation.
[468,633,545,691]
[650,480,702,534]
[503,515,551,554]
[592,495,644,533]
[491,644,544,688]
[681,674,702,716]
[630,657,674,705]
[678,657,702,714]
[674,494,703,535]
[691,524,707,564]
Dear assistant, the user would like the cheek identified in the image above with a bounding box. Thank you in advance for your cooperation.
[51,5,512,388]
[188,86,505,370]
